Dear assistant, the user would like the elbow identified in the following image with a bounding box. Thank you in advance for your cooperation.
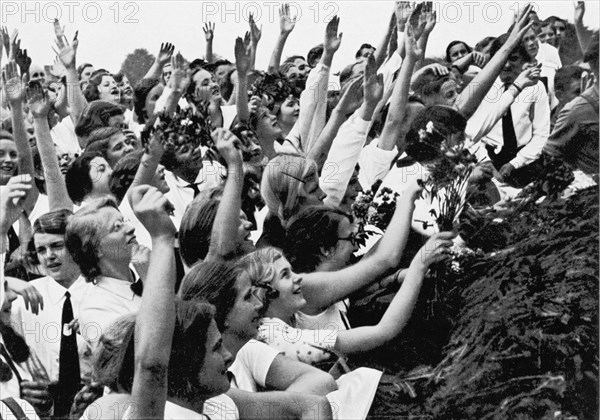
[303,370,338,395]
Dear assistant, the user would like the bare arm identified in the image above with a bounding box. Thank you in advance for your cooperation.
[129,185,177,420]
[227,389,333,420]
[574,1,591,55]
[374,13,397,70]
[53,20,88,129]
[455,4,534,120]
[143,42,174,81]
[268,4,296,73]
[378,22,421,152]
[307,78,362,170]
[203,22,215,63]
[205,130,245,261]
[235,34,252,123]
[334,232,454,354]
[3,61,39,214]
[302,181,422,314]
[265,354,337,395]
[27,82,73,211]
[249,14,262,71]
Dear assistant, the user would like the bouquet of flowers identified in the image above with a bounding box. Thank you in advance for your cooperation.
[352,180,400,247]
[419,121,478,232]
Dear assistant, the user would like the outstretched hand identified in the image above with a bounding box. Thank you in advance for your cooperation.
[26,81,53,119]
[324,15,343,55]
[131,185,176,239]
[212,128,243,167]
[337,76,364,115]
[156,42,175,66]
[279,3,297,35]
[2,60,27,104]
[363,53,384,106]
[416,231,455,269]
[235,35,253,74]
[203,22,215,41]
[0,175,32,234]
[249,13,262,45]
[574,1,585,23]
[52,21,79,70]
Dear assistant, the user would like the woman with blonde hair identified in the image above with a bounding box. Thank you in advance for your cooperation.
[257,153,326,248]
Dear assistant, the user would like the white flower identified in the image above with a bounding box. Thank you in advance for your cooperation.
[426,121,435,134]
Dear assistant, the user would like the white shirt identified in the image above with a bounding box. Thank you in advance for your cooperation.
[51,117,81,157]
[476,79,550,169]
[228,339,280,393]
[357,137,399,191]
[536,42,562,110]
[79,275,142,349]
[10,276,93,383]
[320,112,371,207]
[164,163,226,229]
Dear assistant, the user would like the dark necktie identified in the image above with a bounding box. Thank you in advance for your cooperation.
[185,182,202,198]
[487,84,520,169]
[130,279,144,297]
[55,291,81,417]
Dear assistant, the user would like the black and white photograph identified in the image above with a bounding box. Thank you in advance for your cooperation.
[0,1,598,419]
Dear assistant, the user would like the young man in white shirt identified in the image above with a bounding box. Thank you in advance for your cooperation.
[65,197,143,351]
[10,209,92,418]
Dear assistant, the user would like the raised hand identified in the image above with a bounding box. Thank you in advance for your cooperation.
[514,64,541,89]
[203,22,215,41]
[53,18,67,44]
[52,27,79,70]
[131,185,176,239]
[574,1,585,23]
[167,52,190,93]
[2,60,27,105]
[337,76,364,115]
[471,51,486,68]
[249,13,262,45]
[212,128,243,167]
[156,42,175,66]
[363,53,384,106]
[235,35,252,75]
[0,175,32,234]
[14,46,31,76]
[394,1,416,29]
[507,3,534,45]
[421,4,437,37]
[405,22,423,61]
[1,27,10,59]
[26,81,53,119]
[279,3,297,35]
[324,15,343,55]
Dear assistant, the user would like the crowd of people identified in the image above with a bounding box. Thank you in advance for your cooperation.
[0,1,597,419]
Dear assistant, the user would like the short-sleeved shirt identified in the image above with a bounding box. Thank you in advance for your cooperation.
[257,317,338,366]
[228,339,280,392]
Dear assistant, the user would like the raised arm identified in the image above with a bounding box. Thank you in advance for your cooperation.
[454,4,534,120]
[235,34,253,123]
[303,181,422,314]
[129,185,177,419]
[319,53,382,208]
[205,129,245,261]
[303,15,343,152]
[374,12,397,70]
[574,1,591,55]
[0,175,32,255]
[268,3,296,73]
[143,42,174,81]
[334,232,454,354]
[248,14,262,71]
[416,3,436,60]
[53,20,88,127]
[203,22,215,63]
[2,61,39,214]
[27,82,73,211]
[378,22,421,153]
[307,77,363,170]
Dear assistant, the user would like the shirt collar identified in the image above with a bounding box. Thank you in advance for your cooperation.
[165,169,205,189]
[45,275,88,305]
[93,275,137,301]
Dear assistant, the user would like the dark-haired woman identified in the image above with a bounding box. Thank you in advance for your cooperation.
[65,151,113,207]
